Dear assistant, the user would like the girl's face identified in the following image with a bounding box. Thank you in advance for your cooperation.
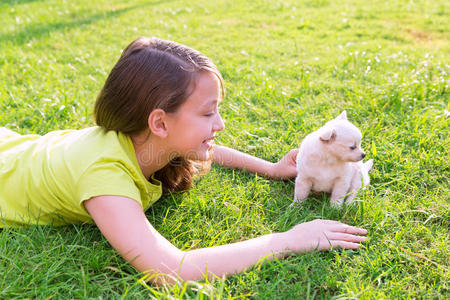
[165,72,225,161]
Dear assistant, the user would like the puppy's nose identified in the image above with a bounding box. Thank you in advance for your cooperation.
[361,152,366,159]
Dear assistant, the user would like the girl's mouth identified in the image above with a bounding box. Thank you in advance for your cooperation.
[202,137,215,148]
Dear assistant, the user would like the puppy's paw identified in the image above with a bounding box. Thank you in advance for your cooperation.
[330,198,345,208]
[290,197,306,207]
[292,191,308,203]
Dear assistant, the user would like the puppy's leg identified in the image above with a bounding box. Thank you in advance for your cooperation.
[293,176,312,204]
[330,179,351,207]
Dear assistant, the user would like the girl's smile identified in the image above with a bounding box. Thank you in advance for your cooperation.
[202,135,216,149]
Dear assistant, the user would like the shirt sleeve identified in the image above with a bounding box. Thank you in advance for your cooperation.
[75,161,143,213]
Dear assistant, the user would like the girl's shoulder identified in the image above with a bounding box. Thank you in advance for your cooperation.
[47,126,134,164]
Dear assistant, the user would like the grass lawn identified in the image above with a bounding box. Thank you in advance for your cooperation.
[0,0,448,298]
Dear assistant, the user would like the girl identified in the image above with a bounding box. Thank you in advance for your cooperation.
[0,37,367,284]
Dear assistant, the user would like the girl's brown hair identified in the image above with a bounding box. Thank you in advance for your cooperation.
[94,37,224,193]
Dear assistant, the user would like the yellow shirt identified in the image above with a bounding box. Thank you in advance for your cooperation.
[0,126,162,227]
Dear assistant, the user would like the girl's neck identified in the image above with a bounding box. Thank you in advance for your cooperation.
[130,132,173,180]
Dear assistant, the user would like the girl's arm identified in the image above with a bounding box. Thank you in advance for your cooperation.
[212,145,298,180]
[84,195,367,284]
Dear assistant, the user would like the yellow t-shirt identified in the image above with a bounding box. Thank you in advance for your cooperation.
[0,126,162,227]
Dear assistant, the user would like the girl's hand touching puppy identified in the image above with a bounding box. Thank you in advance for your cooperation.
[270,149,299,180]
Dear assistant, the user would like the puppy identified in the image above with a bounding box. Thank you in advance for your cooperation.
[293,111,373,207]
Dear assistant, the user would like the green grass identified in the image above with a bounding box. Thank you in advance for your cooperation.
[0,0,448,298]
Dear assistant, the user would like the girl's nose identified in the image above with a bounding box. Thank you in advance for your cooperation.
[214,113,225,132]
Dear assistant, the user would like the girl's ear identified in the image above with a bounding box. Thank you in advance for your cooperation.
[148,109,168,138]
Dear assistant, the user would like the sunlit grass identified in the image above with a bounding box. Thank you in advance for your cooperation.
[0,0,448,298]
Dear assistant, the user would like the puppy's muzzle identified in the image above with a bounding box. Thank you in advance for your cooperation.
[361,152,366,159]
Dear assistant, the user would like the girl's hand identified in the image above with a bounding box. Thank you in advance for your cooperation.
[270,149,299,179]
[284,219,367,252]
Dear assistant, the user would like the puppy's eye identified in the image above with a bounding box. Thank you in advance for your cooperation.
[350,145,356,150]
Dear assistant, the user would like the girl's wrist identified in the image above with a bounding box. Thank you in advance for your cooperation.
[264,162,277,179]
[270,232,293,257]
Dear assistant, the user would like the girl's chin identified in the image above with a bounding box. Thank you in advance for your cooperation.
[184,147,213,161]
[198,149,213,161]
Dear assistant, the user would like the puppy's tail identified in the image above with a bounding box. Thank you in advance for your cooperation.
[363,159,374,172]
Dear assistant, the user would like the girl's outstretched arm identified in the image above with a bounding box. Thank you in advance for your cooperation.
[213,145,298,179]
[84,195,367,284]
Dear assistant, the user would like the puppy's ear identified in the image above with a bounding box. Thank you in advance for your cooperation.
[335,111,347,120]
[319,128,336,143]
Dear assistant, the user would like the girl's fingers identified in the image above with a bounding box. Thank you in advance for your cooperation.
[331,241,362,250]
[331,225,367,235]
[327,232,367,243]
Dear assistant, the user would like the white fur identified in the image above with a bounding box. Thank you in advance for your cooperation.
[293,111,373,207]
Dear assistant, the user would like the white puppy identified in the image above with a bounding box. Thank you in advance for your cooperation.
[293,111,373,207]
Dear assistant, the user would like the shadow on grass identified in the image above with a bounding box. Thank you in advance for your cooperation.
[0,1,169,46]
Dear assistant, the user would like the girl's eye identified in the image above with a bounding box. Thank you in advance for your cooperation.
[350,145,356,150]
[204,113,214,117]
